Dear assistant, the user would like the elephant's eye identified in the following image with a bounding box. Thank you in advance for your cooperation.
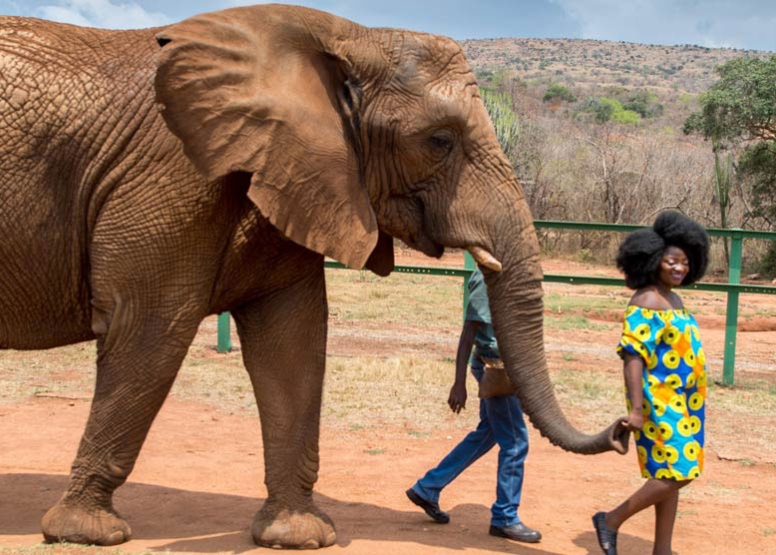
[427,130,454,155]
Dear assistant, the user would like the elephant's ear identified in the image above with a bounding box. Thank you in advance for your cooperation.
[154,6,380,271]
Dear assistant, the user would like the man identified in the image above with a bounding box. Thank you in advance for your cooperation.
[406,268,541,543]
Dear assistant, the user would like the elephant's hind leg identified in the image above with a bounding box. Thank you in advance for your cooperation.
[232,266,336,549]
[42,306,201,546]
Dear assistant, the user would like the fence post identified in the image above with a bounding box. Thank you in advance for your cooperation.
[722,230,743,385]
[217,312,232,353]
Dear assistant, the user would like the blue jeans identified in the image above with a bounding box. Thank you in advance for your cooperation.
[411,361,529,527]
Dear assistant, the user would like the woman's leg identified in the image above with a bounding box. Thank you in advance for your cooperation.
[605,479,689,534]
[652,481,687,555]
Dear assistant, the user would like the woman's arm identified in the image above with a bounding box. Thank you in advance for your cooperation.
[622,353,645,431]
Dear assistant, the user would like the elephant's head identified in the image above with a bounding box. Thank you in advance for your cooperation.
[153,5,628,455]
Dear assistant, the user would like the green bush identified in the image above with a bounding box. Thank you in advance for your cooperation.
[592,97,617,123]
[578,96,641,125]
[611,108,641,125]
[543,82,576,103]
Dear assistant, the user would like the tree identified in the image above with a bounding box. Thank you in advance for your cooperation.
[739,141,776,277]
[685,55,776,275]
[684,55,776,147]
[739,142,776,225]
[713,150,733,261]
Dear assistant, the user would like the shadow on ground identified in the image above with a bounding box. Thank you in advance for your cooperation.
[0,473,617,554]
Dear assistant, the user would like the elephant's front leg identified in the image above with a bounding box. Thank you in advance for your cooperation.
[41,311,200,546]
[233,267,335,549]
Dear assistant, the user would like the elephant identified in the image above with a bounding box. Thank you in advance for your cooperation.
[0,3,628,550]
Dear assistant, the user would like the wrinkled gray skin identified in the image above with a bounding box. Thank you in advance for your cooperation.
[0,4,628,549]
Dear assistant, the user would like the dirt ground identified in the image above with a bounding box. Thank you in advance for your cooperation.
[2,253,776,554]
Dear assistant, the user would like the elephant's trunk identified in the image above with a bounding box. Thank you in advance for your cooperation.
[481,215,629,455]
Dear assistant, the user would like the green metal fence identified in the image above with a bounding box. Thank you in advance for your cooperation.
[217,220,776,385]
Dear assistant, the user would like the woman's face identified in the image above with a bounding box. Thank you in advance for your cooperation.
[658,245,690,289]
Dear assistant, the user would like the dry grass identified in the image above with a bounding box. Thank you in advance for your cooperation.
[2,264,774,453]
[326,269,464,327]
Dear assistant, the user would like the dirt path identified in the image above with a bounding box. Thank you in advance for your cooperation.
[2,396,775,554]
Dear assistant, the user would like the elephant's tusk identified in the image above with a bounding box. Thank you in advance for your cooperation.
[468,246,503,272]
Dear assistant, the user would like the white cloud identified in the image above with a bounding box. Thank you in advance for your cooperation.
[36,0,173,29]
[550,0,776,51]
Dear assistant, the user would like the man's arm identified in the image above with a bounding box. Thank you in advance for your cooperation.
[448,319,482,414]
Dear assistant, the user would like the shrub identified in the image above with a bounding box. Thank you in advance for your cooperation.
[576,96,642,125]
[756,242,776,280]
[543,82,576,103]
[611,108,641,125]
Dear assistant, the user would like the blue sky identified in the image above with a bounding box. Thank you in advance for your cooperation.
[3,0,775,52]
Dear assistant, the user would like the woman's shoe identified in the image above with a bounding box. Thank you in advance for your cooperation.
[592,511,618,555]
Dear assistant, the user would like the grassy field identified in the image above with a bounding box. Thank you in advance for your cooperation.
[3,263,773,447]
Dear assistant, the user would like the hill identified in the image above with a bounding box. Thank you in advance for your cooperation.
[446,39,776,275]
[460,37,770,94]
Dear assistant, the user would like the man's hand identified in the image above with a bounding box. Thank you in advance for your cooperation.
[448,382,467,414]
[450,318,480,414]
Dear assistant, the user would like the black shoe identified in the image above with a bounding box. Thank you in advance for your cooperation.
[592,511,618,555]
[489,522,542,543]
[405,488,450,524]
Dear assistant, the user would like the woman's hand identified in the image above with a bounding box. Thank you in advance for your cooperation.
[624,409,644,432]
[448,382,467,414]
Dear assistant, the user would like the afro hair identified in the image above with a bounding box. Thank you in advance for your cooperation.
[616,211,709,290]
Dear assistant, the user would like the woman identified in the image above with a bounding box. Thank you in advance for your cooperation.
[593,211,710,555]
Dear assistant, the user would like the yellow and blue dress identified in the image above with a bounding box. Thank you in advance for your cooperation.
[617,305,707,481]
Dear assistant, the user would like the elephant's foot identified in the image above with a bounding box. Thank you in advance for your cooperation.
[41,502,131,546]
[252,503,336,549]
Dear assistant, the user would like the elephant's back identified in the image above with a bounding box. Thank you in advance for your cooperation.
[0,18,163,135]
[0,17,164,67]
[0,18,168,176]
[0,19,176,350]
[0,17,163,78]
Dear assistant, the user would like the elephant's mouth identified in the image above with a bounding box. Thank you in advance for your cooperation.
[409,234,444,259]
[390,218,444,258]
